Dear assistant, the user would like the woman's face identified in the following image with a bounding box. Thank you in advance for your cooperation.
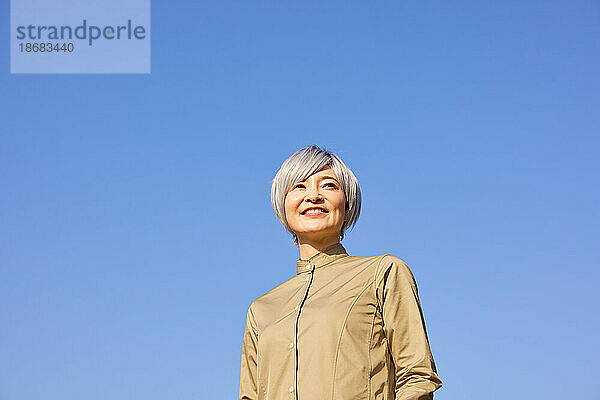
[284,165,347,244]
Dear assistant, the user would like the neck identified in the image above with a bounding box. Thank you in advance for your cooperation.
[298,239,340,260]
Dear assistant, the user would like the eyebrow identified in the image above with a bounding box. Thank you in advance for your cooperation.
[297,175,339,183]
[320,176,339,182]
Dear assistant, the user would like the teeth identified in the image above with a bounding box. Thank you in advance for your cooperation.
[305,209,326,215]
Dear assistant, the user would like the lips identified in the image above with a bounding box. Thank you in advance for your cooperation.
[301,207,328,214]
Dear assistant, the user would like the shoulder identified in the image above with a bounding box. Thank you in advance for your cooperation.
[245,274,298,330]
[373,254,418,289]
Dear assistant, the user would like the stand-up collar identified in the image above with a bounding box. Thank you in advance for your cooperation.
[296,242,349,275]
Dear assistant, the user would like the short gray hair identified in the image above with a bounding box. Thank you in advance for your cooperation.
[271,145,362,246]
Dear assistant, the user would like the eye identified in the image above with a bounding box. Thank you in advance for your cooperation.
[292,183,305,189]
[324,182,337,188]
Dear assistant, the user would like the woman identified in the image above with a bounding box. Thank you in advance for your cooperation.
[239,145,443,400]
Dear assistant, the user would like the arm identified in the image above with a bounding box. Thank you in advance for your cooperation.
[239,303,260,400]
[375,255,443,400]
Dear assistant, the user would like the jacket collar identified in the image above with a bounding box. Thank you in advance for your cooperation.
[296,242,349,275]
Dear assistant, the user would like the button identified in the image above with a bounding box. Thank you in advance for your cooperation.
[294,305,299,310]
[304,275,310,281]
[289,385,294,392]
[289,341,294,348]
[305,265,311,270]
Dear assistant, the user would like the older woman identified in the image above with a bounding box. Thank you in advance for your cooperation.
[239,145,443,400]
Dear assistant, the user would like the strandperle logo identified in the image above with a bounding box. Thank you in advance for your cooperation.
[11,0,150,73]
[15,19,147,46]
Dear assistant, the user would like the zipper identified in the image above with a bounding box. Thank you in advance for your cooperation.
[294,265,315,400]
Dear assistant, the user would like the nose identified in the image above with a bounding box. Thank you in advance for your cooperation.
[305,183,322,202]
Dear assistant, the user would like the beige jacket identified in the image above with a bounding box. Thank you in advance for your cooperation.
[239,243,442,400]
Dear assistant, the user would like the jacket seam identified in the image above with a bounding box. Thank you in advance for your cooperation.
[373,255,395,356]
[248,304,265,399]
[375,254,396,360]
[249,304,260,337]
[371,256,387,400]
[374,255,396,400]
[331,282,375,400]
[368,295,376,400]
[373,254,390,312]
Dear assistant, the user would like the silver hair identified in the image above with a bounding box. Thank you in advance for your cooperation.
[271,144,362,246]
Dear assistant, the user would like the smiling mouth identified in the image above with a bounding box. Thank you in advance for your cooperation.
[301,208,329,215]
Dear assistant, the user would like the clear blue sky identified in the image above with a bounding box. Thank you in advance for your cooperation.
[1,1,598,399]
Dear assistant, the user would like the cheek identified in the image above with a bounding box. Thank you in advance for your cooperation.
[283,194,294,209]
[284,197,297,212]
[333,196,347,213]
[284,196,302,218]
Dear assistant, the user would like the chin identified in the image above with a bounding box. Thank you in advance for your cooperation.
[301,226,337,236]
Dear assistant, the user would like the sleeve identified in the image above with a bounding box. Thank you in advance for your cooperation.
[239,303,260,400]
[374,255,443,400]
